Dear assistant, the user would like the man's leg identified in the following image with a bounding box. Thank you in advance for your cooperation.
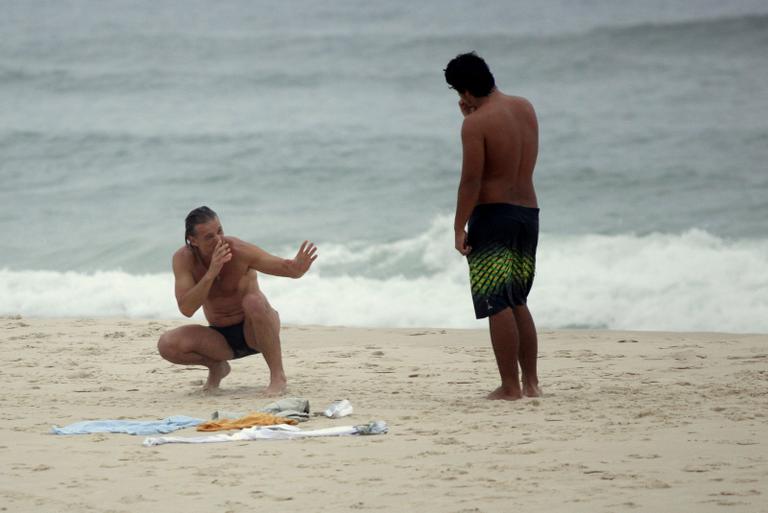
[242,291,287,396]
[513,304,541,397]
[157,325,234,391]
[487,307,523,400]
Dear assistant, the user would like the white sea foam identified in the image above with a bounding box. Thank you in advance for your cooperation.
[0,270,180,319]
[2,216,767,333]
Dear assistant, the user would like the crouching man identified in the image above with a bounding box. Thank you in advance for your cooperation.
[157,206,317,395]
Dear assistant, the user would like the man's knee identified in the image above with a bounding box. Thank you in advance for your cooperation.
[157,331,179,362]
[242,293,272,322]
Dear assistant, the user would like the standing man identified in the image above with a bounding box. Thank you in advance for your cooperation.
[445,52,542,401]
[157,206,317,395]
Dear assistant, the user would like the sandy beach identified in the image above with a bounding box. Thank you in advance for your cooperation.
[0,316,765,512]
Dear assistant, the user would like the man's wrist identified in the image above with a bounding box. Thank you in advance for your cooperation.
[287,258,301,278]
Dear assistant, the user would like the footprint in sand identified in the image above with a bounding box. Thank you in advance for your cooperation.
[627,453,661,460]
[683,462,728,473]
[119,494,155,504]
[727,354,768,363]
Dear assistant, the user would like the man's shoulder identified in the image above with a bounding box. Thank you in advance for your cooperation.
[224,236,261,264]
[505,94,535,113]
[462,99,504,133]
[224,235,251,253]
[224,235,244,245]
[172,246,195,266]
[461,109,485,134]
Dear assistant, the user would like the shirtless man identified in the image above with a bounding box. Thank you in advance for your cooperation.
[157,206,317,395]
[445,52,542,401]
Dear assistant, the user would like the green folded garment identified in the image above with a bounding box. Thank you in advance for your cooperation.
[211,397,310,422]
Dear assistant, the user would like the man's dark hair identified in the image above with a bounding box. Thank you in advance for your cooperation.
[184,206,218,247]
[444,52,495,97]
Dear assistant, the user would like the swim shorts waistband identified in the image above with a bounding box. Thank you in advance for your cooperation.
[471,203,540,217]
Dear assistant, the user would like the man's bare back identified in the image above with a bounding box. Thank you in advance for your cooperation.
[461,91,538,208]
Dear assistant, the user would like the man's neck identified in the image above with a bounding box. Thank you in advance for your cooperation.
[474,88,498,108]
[192,246,211,267]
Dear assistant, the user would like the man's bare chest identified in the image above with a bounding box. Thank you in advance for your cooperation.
[193,262,247,298]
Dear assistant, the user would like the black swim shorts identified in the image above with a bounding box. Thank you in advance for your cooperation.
[466,203,539,319]
[210,321,259,359]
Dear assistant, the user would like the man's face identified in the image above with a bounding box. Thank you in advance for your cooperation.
[188,217,224,257]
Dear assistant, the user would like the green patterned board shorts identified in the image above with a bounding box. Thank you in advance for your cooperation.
[466,203,539,319]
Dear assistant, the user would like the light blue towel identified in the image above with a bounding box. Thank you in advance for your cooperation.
[51,415,203,435]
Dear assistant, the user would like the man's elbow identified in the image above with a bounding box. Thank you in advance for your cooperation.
[178,303,196,318]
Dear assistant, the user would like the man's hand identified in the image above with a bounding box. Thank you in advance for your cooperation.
[459,99,476,117]
[206,239,232,279]
[455,229,471,256]
[291,240,318,278]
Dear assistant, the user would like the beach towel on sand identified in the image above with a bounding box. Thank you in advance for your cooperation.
[197,412,297,431]
[144,420,388,446]
[51,415,203,435]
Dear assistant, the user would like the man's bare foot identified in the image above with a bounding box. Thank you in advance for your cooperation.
[523,382,542,397]
[486,385,523,401]
[263,378,287,397]
[203,361,231,391]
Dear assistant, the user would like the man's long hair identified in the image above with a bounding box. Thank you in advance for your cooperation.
[444,51,495,97]
[184,206,218,248]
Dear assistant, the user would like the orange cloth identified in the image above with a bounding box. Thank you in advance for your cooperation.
[196,412,298,432]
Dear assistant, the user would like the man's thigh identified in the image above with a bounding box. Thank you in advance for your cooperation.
[243,302,280,351]
[163,324,234,361]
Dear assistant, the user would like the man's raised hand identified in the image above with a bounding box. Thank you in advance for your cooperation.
[207,239,232,279]
[292,240,318,278]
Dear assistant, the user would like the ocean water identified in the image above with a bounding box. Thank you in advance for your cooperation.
[2,0,767,332]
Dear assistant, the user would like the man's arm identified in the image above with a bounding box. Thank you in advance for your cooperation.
[454,116,484,255]
[173,240,231,317]
[242,240,318,278]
